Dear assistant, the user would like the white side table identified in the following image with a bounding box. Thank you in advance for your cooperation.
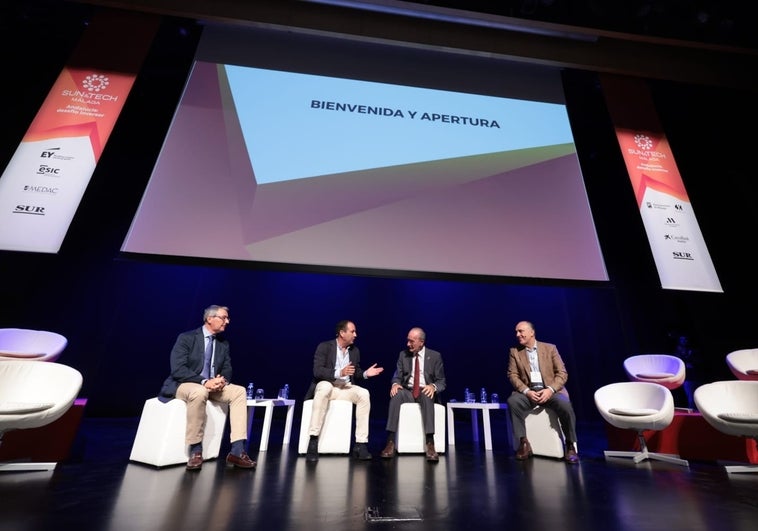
[246,398,296,451]
[446,401,512,451]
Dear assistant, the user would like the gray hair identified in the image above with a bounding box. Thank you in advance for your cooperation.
[204,305,229,322]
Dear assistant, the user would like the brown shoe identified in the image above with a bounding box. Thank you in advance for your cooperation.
[564,445,579,464]
[515,437,533,460]
[425,442,439,462]
[380,440,396,459]
[226,451,256,469]
[186,451,203,471]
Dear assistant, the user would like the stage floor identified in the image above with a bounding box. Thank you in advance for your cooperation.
[1,415,757,531]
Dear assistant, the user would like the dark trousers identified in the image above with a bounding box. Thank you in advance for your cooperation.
[506,391,578,444]
[385,388,436,435]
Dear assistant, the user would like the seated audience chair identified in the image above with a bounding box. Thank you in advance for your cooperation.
[396,402,446,454]
[0,360,83,471]
[594,381,688,466]
[694,380,758,473]
[0,328,68,363]
[129,397,228,467]
[623,354,686,390]
[297,399,353,455]
[725,349,758,381]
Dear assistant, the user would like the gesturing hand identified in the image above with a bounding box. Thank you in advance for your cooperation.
[366,363,384,377]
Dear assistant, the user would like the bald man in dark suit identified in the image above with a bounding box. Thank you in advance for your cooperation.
[380,327,446,462]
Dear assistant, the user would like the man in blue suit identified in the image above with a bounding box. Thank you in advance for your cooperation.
[159,304,255,470]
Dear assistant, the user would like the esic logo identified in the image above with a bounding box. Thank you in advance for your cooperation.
[24,185,59,194]
[672,251,693,260]
[13,205,45,215]
[37,165,60,176]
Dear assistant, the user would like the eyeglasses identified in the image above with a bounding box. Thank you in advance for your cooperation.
[212,315,230,322]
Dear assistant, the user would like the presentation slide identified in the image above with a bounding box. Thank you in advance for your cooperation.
[121,24,608,282]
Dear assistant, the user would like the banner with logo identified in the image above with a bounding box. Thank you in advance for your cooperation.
[601,74,722,293]
[0,11,158,253]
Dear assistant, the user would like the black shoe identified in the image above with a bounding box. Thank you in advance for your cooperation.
[564,445,580,464]
[353,442,372,460]
[306,437,319,462]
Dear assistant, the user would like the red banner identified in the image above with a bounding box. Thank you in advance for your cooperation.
[601,74,721,292]
[0,10,159,253]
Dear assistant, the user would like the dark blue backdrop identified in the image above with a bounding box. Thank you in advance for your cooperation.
[1,8,755,443]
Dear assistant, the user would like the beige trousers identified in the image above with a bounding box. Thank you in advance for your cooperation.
[176,382,247,447]
[308,380,371,443]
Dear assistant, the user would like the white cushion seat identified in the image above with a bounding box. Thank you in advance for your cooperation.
[725,349,758,381]
[595,381,688,466]
[0,360,83,472]
[695,380,758,473]
[524,407,567,458]
[623,354,686,390]
[297,399,353,454]
[0,328,68,363]
[396,402,446,453]
[129,397,228,467]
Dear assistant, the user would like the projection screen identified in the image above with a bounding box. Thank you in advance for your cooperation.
[121,23,608,282]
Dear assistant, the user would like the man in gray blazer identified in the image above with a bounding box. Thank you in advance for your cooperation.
[380,327,446,462]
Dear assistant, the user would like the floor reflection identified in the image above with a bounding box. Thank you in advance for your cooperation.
[2,419,757,531]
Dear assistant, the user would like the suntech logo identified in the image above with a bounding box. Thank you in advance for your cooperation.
[61,72,119,102]
[82,74,110,92]
[633,134,653,150]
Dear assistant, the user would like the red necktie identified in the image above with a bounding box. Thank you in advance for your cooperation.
[412,354,420,399]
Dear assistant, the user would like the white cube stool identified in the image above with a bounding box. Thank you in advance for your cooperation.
[523,407,566,458]
[396,402,446,454]
[129,397,228,467]
[297,399,353,454]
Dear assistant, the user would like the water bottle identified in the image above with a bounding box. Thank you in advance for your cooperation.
[480,387,488,403]
[464,387,473,403]
[283,384,289,399]
[247,382,255,400]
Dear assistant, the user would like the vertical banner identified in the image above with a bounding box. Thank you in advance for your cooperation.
[0,10,159,253]
[601,74,722,293]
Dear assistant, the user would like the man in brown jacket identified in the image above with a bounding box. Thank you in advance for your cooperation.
[506,320,579,464]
